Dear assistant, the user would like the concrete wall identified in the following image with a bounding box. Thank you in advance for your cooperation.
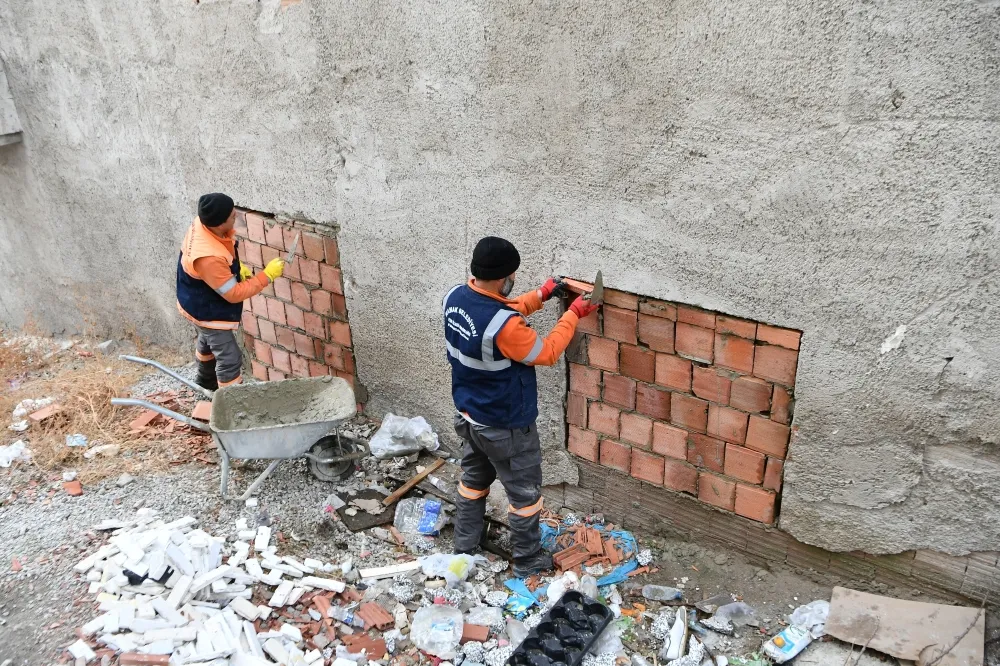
[0,0,998,555]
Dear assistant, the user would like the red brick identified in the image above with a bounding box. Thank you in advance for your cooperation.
[567,392,587,427]
[675,323,714,363]
[330,320,352,348]
[693,366,732,404]
[251,361,269,381]
[271,348,291,373]
[320,264,344,295]
[283,256,300,280]
[730,376,772,413]
[280,228,301,257]
[299,258,321,286]
[570,363,601,399]
[323,237,340,265]
[246,212,267,243]
[275,326,296,351]
[771,385,792,424]
[620,413,653,449]
[589,402,620,437]
[324,343,346,371]
[568,426,599,462]
[312,289,333,316]
[652,422,688,459]
[343,350,356,375]
[254,340,273,365]
[258,319,277,345]
[631,450,664,484]
[602,373,635,410]
[303,312,326,340]
[241,312,259,338]
[290,354,309,378]
[250,294,268,317]
[635,384,671,420]
[663,459,698,494]
[763,457,784,491]
[639,298,676,320]
[268,368,286,381]
[735,484,776,523]
[698,473,736,511]
[294,332,315,358]
[265,221,285,250]
[753,344,798,386]
[655,354,692,391]
[285,304,304,331]
[604,289,638,310]
[302,233,326,261]
[588,336,619,372]
[332,293,348,318]
[242,330,255,349]
[638,314,674,353]
[715,334,754,374]
[576,308,601,335]
[677,306,716,329]
[707,404,749,444]
[671,393,708,432]
[620,345,655,382]
[724,444,765,483]
[687,433,725,472]
[265,298,286,325]
[599,440,631,474]
[273,277,292,302]
[757,324,800,350]
[242,241,263,268]
[716,315,756,339]
[291,282,312,311]
[261,244,280,266]
[603,306,638,344]
[309,361,330,377]
[745,415,790,459]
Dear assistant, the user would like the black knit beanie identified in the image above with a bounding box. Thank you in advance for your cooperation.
[198,193,235,228]
[470,236,520,280]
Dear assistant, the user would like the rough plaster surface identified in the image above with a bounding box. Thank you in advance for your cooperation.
[0,1,997,554]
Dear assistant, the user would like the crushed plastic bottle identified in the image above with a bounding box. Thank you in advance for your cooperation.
[762,625,813,663]
[393,497,449,535]
[410,604,464,658]
[329,605,365,628]
[642,584,684,601]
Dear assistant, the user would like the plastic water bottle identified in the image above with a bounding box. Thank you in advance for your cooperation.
[642,584,684,601]
[329,605,365,628]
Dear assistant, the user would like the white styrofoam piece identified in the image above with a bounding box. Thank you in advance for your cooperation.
[228,597,260,621]
[262,638,289,664]
[304,649,323,664]
[237,530,257,541]
[253,526,271,552]
[82,614,109,637]
[166,544,195,577]
[103,610,120,634]
[139,639,174,655]
[243,620,265,659]
[166,574,193,609]
[151,597,187,627]
[279,623,303,643]
[119,604,135,629]
[303,558,324,570]
[143,626,198,642]
[268,581,295,608]
[281,557,314,574]
[256,606,272,621]
[191,565,232,594]
[287,587,306,606]
[129,618,170,633]
[300,576,347,593]
[67,639,97,662]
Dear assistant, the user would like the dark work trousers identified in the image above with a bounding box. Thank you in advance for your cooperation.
[194,326,243,387]
[453,414,544,562]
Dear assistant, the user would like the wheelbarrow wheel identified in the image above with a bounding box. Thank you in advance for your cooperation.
[308,435,358,482]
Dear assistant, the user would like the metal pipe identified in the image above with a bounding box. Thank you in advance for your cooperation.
[118,354,214,398]
[111,398,212,432]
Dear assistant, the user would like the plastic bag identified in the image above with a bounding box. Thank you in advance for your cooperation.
[579,575,599,599]
[788,599,830,638]
[545,571,579,606]
[420,553,486,586]
[0,440,30,468]
[369,413,441,459]
[505,618,528,647]
[466,605,504,627]
[715,601,756,627]
[394,497,449,536]
[410,605,464,658]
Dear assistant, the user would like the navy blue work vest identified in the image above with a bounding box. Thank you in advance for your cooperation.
[443,284,538,428]
[176,250,244,326]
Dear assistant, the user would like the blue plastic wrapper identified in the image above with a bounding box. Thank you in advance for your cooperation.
[540,519,641,587]
[504,578,539,617]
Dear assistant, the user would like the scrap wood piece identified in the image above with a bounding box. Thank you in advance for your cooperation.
[382,458,444,506]
[342,634,387,656]
[561,277,594,295]
[824,586,984,666]
[357,602,394,630]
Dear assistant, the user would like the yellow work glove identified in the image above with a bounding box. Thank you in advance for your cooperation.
[263,258,285,282]
[239,262,253,281]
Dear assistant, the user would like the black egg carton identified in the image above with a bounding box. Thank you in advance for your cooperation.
[508,590,613,666]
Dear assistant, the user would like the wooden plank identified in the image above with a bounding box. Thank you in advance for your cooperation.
[382,458,444,506]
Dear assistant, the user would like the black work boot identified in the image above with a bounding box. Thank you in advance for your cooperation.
[195,360,219,391]
[513,551,553,578]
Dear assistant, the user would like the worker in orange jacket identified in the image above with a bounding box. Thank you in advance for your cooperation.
[176,193,284,390]
[443,236,599,577]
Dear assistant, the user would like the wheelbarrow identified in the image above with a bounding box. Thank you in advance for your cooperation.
[110,355,368,500]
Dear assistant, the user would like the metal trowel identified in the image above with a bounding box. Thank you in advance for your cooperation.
[285,232,301,264]
[585,270,604,305]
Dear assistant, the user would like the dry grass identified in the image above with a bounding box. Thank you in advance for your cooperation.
[0,333,211,484]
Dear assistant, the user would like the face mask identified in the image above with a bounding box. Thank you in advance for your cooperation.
[500,276,515,297]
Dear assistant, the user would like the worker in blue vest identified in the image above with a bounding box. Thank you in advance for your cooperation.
[444,237,599,577]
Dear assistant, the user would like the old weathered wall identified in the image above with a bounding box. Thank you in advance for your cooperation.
[0,1,998,555]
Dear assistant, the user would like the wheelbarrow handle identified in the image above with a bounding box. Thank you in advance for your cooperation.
[118,355,214,399]
[111,397,212,432]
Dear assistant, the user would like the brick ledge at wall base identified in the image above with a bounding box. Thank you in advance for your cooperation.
[234,208,365,403]
[560,285,800,526]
